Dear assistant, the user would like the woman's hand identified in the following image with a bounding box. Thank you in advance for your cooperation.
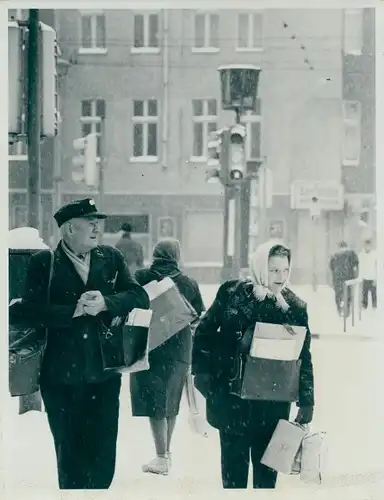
[295,406,314,425]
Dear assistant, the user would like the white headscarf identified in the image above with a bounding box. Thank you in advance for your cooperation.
[249,239,292,311]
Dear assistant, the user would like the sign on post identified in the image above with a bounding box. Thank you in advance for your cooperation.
[290,180,344,211]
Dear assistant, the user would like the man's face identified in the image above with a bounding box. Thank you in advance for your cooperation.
[68,216,101,252]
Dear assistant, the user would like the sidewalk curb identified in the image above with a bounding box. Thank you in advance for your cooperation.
[311,333,377,341]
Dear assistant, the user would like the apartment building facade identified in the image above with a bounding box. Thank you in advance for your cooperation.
[8,8,375,284]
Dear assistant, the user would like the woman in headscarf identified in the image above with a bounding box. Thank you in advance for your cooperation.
[192,240,314,489]
[130,238,205,475]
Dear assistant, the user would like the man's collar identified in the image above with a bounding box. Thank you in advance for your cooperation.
[61,239,90,259]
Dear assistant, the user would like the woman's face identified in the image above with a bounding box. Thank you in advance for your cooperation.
[268,255,290,294]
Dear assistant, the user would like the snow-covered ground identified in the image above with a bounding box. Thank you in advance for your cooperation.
[3,284,384,496]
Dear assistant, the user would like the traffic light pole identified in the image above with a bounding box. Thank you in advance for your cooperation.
[233,183,242,278]
[27,10,41,230]
[98,117,106,212]
[22,9,43,414]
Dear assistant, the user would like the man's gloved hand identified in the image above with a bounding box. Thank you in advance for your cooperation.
[81,291,107,316]
[295,406,314,425]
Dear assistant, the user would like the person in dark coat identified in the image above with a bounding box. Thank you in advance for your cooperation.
[130,238,205,475]
[329,241,359,316]
[14,198,150,490]
[192,241,314,489]
[115,222,144,275]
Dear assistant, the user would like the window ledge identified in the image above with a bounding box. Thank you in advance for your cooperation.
[235,47,264,53]
[78,48,108,55]
[130,47,160,54]
[130,156,159,163]
[342,160,360,167]
[189,156,208,163]
[9,155,28,161]
[344,50,362,56]
[191,47,220,54]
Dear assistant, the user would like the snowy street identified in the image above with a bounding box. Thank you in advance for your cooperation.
[3,284,384,497]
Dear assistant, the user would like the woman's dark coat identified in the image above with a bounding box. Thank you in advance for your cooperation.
[192,279,314,433]
[134,267,205,365]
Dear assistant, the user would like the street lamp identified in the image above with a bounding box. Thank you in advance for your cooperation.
[217,64,261,281]
[218,64,261,123]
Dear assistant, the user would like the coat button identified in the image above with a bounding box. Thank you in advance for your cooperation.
[83,334,88,339]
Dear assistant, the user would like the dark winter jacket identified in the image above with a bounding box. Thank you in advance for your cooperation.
[192,279,314,431]
[329,248,359,283]
[14,242,150,386]
[135,266,205,365]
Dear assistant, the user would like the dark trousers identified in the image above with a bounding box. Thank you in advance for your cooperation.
[41,376,121,489]
[219,401,290,489]
[362,279,377,309]
[334,280,352,316]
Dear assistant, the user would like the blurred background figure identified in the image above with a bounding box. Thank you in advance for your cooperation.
[358,239,377,311]
[329,241,359,317]
[115,223,144,275]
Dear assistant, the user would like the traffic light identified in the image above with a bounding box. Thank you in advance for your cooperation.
[8,21,24,136]
[40,22,58,137]
[229,124,246,183]
[206,129,222,182]
[72,133,98,187]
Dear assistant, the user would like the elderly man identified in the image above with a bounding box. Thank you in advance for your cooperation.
[20,198,150,490]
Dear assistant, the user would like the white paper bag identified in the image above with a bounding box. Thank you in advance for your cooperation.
[300,430,327,484]
[260,419,307,474]
[116,308,152,374]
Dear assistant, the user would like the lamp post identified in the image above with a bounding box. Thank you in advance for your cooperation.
[217,64,261,281]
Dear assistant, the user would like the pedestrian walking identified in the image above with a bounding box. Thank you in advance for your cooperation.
[358,239,377,310]
[329,241,359,316]
[192,241,315,489]
[14,198,150,489]
[130,238,205,475]
[115,222,144,275]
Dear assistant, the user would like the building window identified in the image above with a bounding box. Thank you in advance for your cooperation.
[183,211,223,265]
[102,214,151,263]
[132,100,158,161]
[236,12,263,51]
[8,9,29,21]
[132,13,160,52]
[193,12,219,51]
[342,100,361,166]
[240,99,262,160]
[80,99,105,158]
[343,9,363,55]
[8,138,28,160]
[192,99,218,160]
[10,204,28,229]
[79,11,107,53]
[158,217,177,239]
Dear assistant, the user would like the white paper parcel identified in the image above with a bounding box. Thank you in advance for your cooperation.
[250,323,306,361]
